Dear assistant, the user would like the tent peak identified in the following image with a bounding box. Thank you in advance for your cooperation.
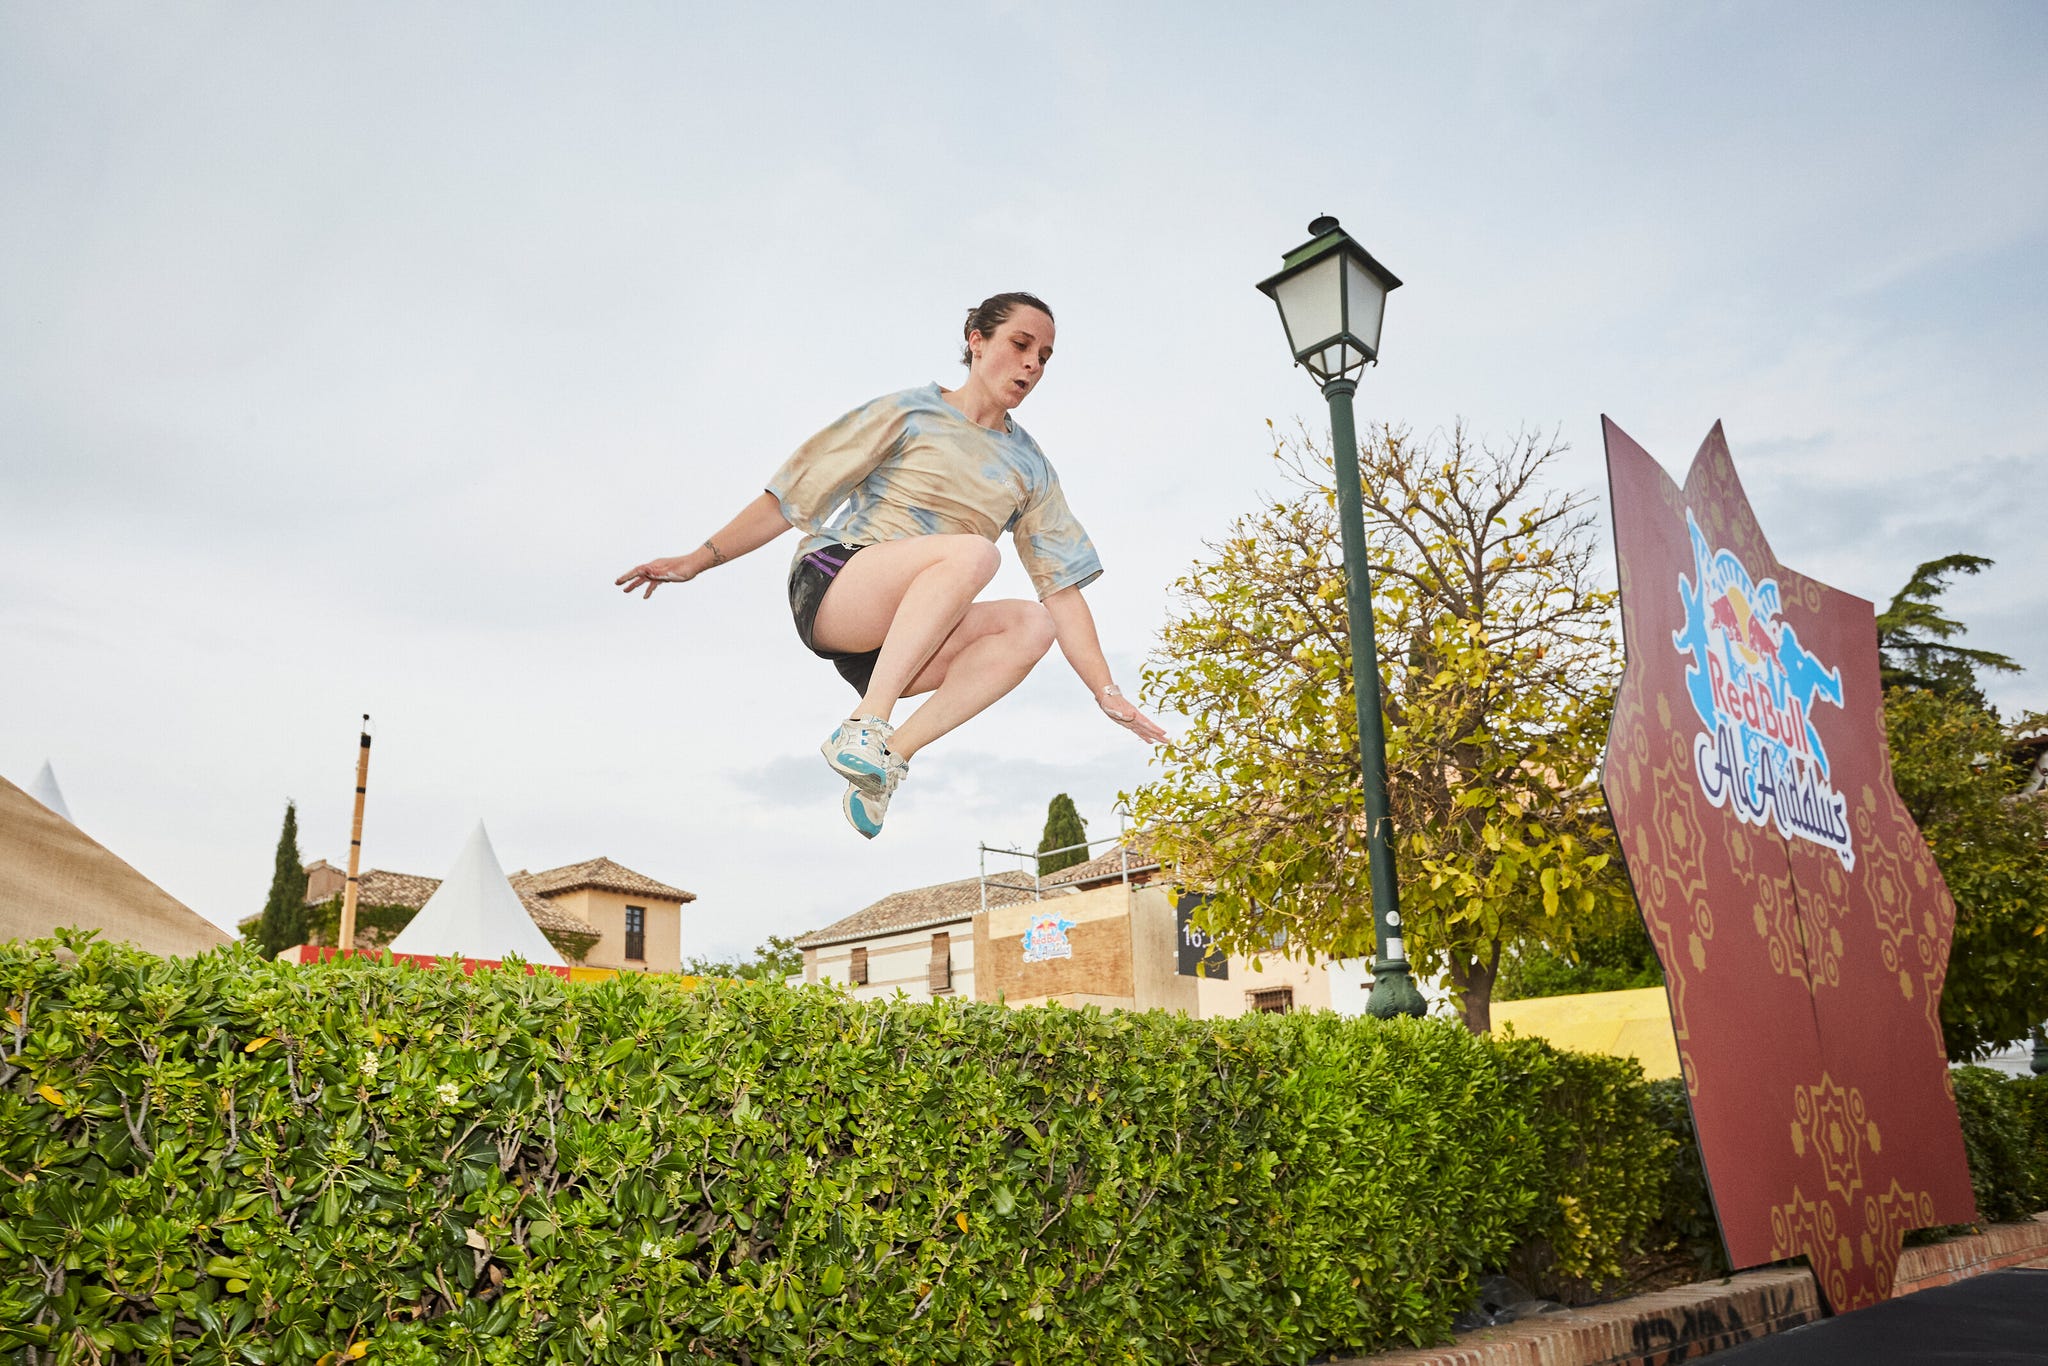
[27,761,73,825]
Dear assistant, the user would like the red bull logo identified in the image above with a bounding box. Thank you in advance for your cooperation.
[1674,512,1851,867]
[1021,912,1076,963]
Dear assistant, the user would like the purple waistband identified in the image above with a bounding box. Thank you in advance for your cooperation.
[804,548,850,577]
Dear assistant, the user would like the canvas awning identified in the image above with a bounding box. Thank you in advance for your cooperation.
[0,775,231,956]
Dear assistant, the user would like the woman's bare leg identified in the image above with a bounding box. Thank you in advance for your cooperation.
[813,535,1002,719]
[886,599,1056,757]
[812,536,1055,758]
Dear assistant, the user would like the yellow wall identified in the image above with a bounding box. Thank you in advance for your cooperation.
[1490,986,1680,1079]
[546,888,682,973]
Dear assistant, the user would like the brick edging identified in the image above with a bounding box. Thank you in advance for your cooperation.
[1340,1213,2048,1366]
[1893,1212,2048,1294]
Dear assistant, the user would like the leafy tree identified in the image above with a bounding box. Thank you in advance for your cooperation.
[1495,918,1665,1001]
[1875,554,2019,705]
[1037,794,1090,877]
[1884,686,2048,1059]
[254,801,309,959]
[1870,553,2045,1056]
[1130,423,1634,1031]
[682,933,804,982]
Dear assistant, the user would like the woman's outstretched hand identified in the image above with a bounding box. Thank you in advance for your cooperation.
[1099,685,1169,744]
[615,555,699,599]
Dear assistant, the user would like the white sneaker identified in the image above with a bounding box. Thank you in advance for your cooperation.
[841,759,908,840]
[821,716,898,794]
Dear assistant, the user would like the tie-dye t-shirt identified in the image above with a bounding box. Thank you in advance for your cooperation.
[766,384,1103,600]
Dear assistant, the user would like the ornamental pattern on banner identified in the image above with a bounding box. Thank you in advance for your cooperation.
[1599,418,1975,1312]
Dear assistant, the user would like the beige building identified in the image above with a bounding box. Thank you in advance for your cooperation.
[512,858,689,973]
[2015,720,2048,799]
[795,842,1335,1018]
[289,854,693,971]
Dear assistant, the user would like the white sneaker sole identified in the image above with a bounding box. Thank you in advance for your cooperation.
[821,738,891,794]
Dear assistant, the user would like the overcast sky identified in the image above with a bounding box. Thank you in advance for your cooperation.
[6,2,2044,959]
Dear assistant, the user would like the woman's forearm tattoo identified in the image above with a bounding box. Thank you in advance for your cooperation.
[702,538,728,567]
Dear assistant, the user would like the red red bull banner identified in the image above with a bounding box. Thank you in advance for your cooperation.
[1600,418,1975,1312]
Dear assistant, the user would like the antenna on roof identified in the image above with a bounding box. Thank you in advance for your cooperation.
[338,715,373,955]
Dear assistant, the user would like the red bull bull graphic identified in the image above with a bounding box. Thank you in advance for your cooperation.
[1021,911,1076,963]
[1677,511,1852,866]
[1602,417,1973,1313]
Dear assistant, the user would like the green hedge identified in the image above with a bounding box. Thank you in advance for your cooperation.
[0,935,1671,1365]
[1950,1067,2048,1223]
[1642,1077,1729,1278]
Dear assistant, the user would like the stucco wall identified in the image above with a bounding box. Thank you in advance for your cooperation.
[1127,881,1336,1019]
[1195,947,1334,1018]
[552,887,682,973]
[805,921,973,1003]
[801,881,1341,1020]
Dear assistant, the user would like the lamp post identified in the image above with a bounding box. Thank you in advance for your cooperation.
[1257,215,1425,1019]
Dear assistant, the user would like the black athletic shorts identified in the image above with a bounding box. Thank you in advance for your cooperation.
[788,542,878,695]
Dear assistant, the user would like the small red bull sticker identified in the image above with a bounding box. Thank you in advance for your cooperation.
[1674,511,1852,867]
[1021,912,1076,963]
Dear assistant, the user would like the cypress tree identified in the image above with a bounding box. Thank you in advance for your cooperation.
[1037,794,1089,878]
[256,801,310,959]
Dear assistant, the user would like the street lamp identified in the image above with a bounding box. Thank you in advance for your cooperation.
[1257,215,1425,1020]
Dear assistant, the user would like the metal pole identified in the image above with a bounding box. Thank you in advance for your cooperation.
[337,716,372,958]
[1322,380,1425,1018]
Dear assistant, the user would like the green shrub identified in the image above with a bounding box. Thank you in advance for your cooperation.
[1641,1077,1728,1278]
[1493,1039,1674,1296]
[1493,922,1665,1003]
[2013,1073,2048,1201]
[1950,1066,2044,1222]
[0,934,1671,1364]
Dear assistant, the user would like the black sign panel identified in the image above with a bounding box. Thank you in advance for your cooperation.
[1175,892,1227,980]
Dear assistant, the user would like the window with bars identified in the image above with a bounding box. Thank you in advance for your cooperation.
[928,932,952,994]
[1247,986,1294,1014]
[849,946,869,985]
[624,906,646,962]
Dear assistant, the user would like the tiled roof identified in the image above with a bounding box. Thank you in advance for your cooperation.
[1042,836,1161,890]
[351,868,442,909]
[796,876,1039,950]
[510,886,602,943]
[283,866,598,952]
[519,856,694,903]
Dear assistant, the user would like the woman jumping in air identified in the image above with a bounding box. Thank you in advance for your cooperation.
[616,292,1167,838]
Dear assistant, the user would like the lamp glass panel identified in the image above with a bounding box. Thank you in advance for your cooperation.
[1343,256,1388,355]
[1273,254,1343,360]
[1311,342,1360,381]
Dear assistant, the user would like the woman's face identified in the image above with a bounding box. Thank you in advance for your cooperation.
[970,306,1055,409]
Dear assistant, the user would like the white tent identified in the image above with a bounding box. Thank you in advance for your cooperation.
[26,761,73,825]
[387,822,566,966]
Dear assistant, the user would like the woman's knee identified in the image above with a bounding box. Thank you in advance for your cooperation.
[934,535,1001,585]
[1006,600,1057,658]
